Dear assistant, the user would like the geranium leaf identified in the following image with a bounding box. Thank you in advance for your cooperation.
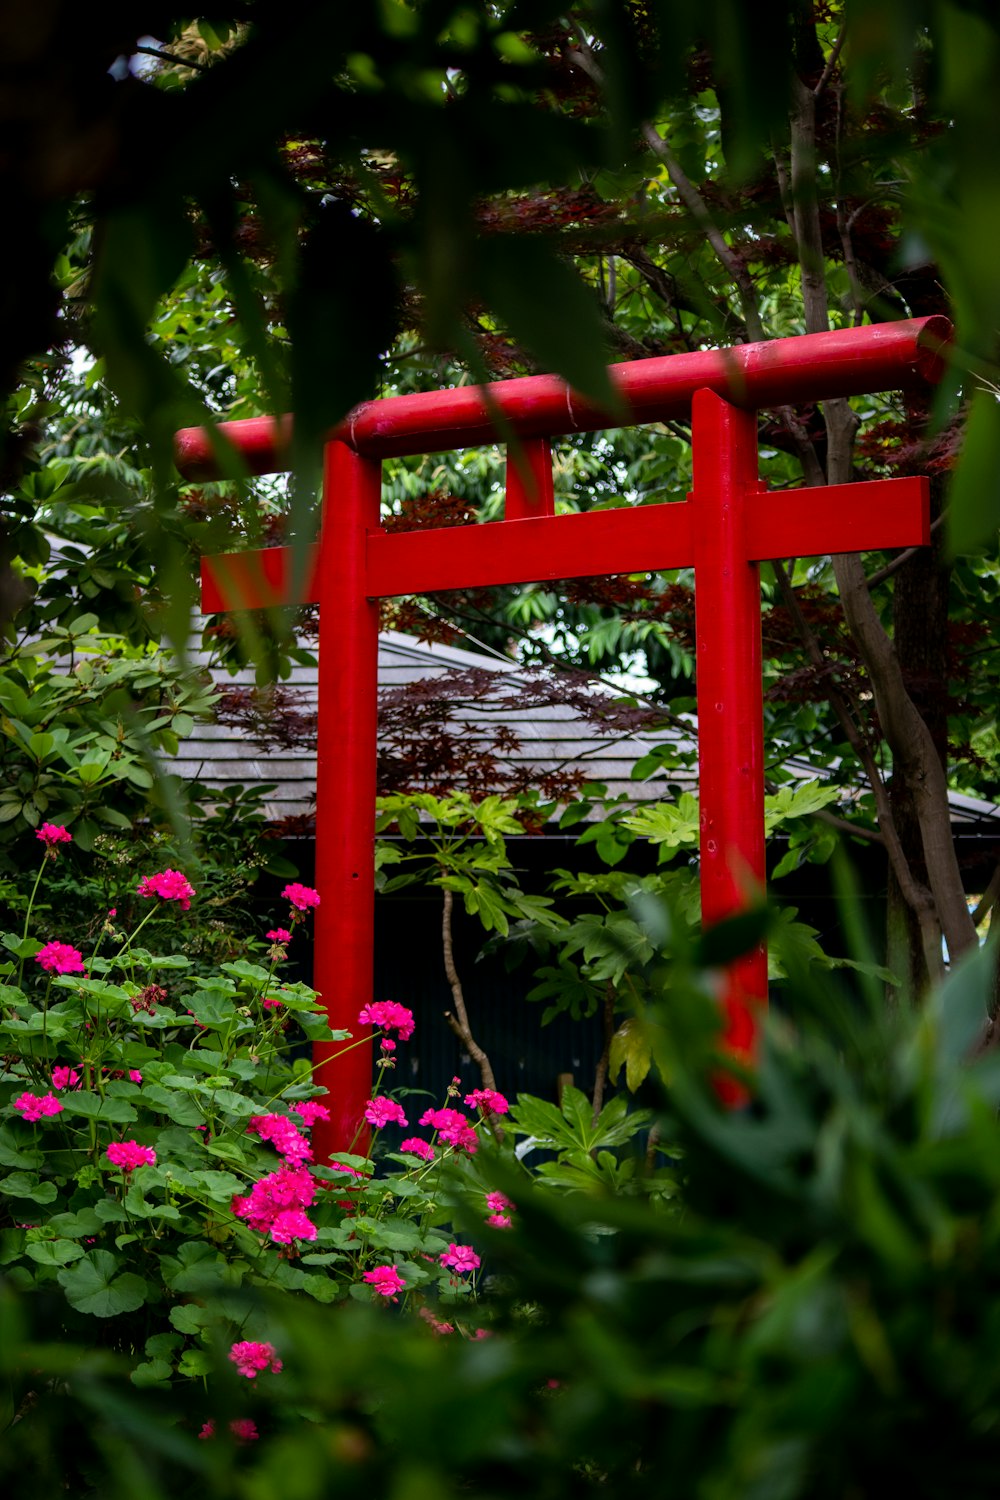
[57,1249,148,1317]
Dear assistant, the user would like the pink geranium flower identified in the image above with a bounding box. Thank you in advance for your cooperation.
[290,1101,330,1127]
[358,1000,415,1041]
[199,1419,259,1442]
[364,1097,408,1129]
[34,941,85,975]
[440,1243,481,1274]
[105,1141,156,1171]
[229,1340,282,1379]
[36,823,72,848]
[465,1088,509,1117]
[266,928,292,943]
[419,1106,478,1154]
[486,1191,515,1215]
[13,1092,63,1122]
[51,1065,80,1091]
[270,1209,318,1244]
[418,1307,455,1335]
[282,882,320,912]
[137,869,195,910]
[231,1165,317,1244]
[399,1136,435,1162]
[363,1264,405,1299]
[247,1112,312,1164]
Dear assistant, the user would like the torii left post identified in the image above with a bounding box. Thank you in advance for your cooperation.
[176,316,947,1162]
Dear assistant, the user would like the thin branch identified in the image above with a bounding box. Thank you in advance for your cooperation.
[133,44,211,74]
[771,558,944,979]
[591,981,617,1122]
[639,123,765,343]
[865,515,946,590]
[812,806,885,843]
[567,37,765,343]
[441,887,498,1093]
[970,862,1000,929]
[814,24,848,98]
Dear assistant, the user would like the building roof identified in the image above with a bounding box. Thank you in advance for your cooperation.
[176,629,700,822]
[175,628,1000,836]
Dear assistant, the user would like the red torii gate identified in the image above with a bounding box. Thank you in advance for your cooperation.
[176,316,948,1160]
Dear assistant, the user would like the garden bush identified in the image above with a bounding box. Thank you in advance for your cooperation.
[4,825,1000,1500]
[0,824,559,1466]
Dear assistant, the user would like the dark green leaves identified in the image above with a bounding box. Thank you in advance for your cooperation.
[479,236,620,413]
[57,1249,148,1318]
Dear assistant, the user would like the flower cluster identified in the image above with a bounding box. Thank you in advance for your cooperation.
[440,1242,481,1274]
[13,1091,63,1122]
[465,1088,509,1117]
[419,1307,455,1336]
[36,823,72,850]
[247,1112,312,1164]
[358,1000,415,1041]
[232,1165,318,1244]
[229,1340,282,1379]
[400,1136,435,1162]
[51,1065,80,1091]
[365,1096,408,1129]
[137,869,195,910]
[419,1106,478,1154]
[290,1100,329,1127]
[266,928,292,943]
[34,941,85,975]
[363,1264,405,1299]
[282,882,320,912]
[199,1419,259,1443]
[106,1141,157,1171]
[131,984,165,1015]
[486,1190,516,1229]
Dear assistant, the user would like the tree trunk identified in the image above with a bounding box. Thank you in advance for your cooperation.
[885,475,952,993]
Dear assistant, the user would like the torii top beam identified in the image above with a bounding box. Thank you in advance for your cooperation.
[175,317,949,479]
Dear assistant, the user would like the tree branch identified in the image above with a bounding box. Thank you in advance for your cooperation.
[568,35,765,343]
[814,24,848,98]
[133,45,211,74]
[970,862,1000,929]
[441,886,498,1092]
[639,123,765,343]
[591,981,616,1122]
[771,558,944,980]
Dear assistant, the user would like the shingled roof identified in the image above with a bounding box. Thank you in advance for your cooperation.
[175,629,701,822]
[174,628,1000,837]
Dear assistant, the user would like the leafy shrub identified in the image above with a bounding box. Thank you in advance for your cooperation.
[0,828,522,1429]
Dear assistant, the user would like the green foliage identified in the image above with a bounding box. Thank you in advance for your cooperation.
[0,624,216,848]
[0,848,538,1419]
[4,902,1000,1498]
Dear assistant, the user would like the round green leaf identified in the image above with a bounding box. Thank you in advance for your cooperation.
[57,1249,148,1317]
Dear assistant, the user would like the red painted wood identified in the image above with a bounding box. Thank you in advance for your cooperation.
[309,441,381,1166]
[744,477,930,560]
[506,437,555,519]
[175,317,950,477]
[200,544,320,614]
[176,412,293,478]
[365,502,694,597]
[200,473,928,611]
[691,391,768,1083]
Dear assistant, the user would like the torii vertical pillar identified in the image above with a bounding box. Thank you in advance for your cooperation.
[312,441,381,1151]
[692,391,767,1075]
